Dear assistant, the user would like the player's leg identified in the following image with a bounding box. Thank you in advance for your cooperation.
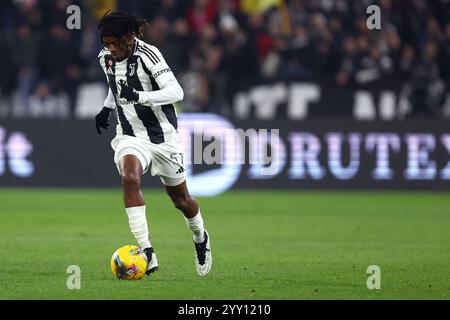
[165,180,212,276]
[119,154,144,208]
[118,154,158,274]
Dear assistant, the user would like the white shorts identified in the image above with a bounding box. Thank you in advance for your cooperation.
[111,135,186,187]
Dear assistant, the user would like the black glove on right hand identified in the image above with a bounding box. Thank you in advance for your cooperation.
[95,107,112,135]
[119,80,139,102]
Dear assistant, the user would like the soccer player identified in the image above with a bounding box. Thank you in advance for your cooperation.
[95,11,211,277]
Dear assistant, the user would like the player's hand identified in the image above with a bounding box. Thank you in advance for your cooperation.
[119,80,139,102]
[95,107,112,135]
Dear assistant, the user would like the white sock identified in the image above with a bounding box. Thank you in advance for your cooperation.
[184,210,205,243]
[125,205,151,250]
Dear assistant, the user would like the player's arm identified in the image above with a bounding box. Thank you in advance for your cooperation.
[96,51,115,135]
[120,46,184,106]
[103,87,117,109]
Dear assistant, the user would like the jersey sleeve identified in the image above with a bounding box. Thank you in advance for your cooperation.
[137,45,184,107]
[98,49,116,109]
[98,48,109,74]
[104,88,116,109]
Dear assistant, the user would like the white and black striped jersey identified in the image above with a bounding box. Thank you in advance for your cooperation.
[98,38,183,144]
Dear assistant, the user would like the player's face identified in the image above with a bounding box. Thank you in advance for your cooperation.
[102,35,133,61]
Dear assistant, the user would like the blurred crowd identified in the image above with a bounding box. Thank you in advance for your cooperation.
[0,0,449,118]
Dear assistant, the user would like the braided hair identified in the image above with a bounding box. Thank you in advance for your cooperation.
[97,11,148,41]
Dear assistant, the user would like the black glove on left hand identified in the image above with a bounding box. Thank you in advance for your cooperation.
[119,81,139,102]
[95,107,112,135]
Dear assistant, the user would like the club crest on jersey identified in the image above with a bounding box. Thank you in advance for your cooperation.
[106,58,115,75]
[127,63,136,76]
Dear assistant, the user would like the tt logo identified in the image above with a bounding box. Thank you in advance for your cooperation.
[0,127,34,178]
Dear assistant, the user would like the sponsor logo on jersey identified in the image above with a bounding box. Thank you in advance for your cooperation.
[153,68,172,79]
[116,97,136,106]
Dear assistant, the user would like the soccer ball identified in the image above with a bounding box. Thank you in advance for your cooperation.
[110,245,147,280]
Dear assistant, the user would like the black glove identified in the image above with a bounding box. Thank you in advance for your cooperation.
[95,107,112,135]
[119,80,139,102]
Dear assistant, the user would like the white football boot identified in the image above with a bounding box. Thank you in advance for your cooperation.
[143,247,159,275]
[193,230,212,276]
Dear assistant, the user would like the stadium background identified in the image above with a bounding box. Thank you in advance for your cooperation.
[0,0,450,300]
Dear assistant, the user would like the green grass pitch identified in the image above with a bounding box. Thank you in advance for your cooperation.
[0,189,449,299]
